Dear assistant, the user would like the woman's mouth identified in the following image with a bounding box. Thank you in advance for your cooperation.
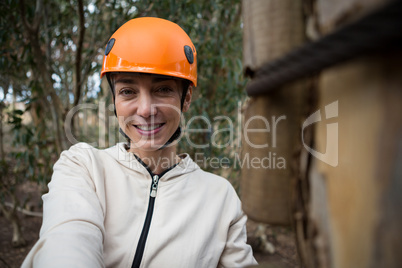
[134,123,165,135]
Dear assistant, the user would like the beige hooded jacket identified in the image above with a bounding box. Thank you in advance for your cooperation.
[22,143,257,268]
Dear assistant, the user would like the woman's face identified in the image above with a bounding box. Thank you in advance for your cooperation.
[113,73,191,152]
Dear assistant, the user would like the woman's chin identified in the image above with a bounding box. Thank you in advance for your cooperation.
[129,139,169,152]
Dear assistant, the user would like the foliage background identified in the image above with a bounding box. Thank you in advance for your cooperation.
[0,0,247,245]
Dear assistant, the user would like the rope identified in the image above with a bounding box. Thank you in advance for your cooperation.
[246,0,402,96]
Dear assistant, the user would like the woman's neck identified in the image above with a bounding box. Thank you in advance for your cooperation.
[129,145,180,175]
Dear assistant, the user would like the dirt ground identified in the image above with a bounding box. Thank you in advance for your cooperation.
[0,212,300,268]
[0,215,42,268]
[247,219,300,268]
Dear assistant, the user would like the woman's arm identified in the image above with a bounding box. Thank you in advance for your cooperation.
[218,183,258,268]
[218,210,258,268]
[22,145,105,268]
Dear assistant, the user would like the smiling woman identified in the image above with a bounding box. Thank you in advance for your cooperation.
[22,17,257,268]
[112,72,191,170]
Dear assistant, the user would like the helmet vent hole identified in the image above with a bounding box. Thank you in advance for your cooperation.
[184,45,194,64]
[105,38,115,56]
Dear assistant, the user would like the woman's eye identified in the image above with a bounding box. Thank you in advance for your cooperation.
[119,88,136,96]
[156,86,173,93]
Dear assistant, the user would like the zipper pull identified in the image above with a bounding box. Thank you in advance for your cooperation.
[150,175,160,198]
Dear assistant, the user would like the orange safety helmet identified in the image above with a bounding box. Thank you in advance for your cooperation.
[101,17,197,86]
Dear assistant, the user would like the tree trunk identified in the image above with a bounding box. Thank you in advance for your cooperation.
[307,1,402,268]
[0,104,4,162]
[0,196,26,247]
[241,0,307,224]
[71,0,86,139]
[19,0,67,154]
[11,213,26,247]
[0,82,9,161]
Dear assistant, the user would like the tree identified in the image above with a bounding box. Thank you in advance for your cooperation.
[0,0,246,247]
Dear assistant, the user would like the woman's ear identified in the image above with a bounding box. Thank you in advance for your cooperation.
[182,86,193,112]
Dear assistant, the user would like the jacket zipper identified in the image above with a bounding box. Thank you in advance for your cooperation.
[131,155,178,268]
[131,174,160,268]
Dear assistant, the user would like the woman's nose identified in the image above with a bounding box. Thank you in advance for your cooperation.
[136,93,157,118]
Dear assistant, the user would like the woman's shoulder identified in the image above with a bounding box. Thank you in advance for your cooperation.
[189,163,238,195]
[56,142,125,167]
[58,142,101,161]
[189,167,242,213]
[60,142,124,157]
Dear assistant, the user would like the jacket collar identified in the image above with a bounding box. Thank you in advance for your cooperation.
[106,143,200,181]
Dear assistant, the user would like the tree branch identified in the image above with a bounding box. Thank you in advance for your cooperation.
[74,0,86,107]
[32,0,44,30]
[3,202,43,217]
[19,0,33,33]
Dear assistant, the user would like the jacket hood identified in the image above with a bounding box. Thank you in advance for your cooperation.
[105,142,200,182]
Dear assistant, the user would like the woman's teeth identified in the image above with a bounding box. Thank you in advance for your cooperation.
[136,124,163,131]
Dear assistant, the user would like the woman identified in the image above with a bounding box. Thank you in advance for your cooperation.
[22,17,257,268]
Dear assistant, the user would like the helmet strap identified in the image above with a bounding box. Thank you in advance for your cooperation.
[106,73,117,117]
